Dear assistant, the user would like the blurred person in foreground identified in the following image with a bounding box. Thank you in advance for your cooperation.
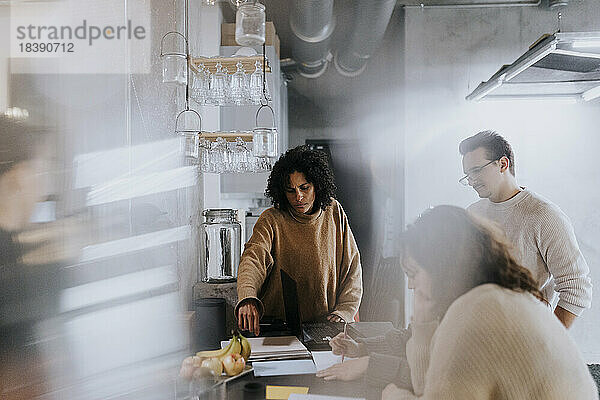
[236,145,362,335]
[319,206,598,399]
[0,116,64,399]
[460,130,591,328]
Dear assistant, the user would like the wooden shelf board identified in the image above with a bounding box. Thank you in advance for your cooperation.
[190,55,271,74]
[199,132,254,142]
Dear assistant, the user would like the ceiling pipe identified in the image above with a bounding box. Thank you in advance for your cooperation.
[290,0,335,78]
[333,0,396,78]
[401,0,540,8]
[548,0,568,9]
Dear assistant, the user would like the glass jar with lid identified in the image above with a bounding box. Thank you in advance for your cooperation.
[199,209,241,283]
[253,104,278,158]
[235,2,266,46]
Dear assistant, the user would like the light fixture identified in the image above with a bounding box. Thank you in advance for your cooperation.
[504,43,556,81]
[467,76,504,101]
[572,39,600,49]
[581,85,600,102]
[485,94,579,104]
[553,49,600,60]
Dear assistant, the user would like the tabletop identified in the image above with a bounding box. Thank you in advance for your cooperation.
[219,370,382,400]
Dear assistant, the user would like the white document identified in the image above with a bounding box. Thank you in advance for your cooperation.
[252,359,317,377]
[288,395,365,400]
[221,336,311,361]
[221,336,308,353]
[311,351,354,371]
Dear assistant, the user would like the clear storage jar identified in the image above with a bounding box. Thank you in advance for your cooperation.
[252,127,277,158]
[199,209,241,283]
[235,2,266,46]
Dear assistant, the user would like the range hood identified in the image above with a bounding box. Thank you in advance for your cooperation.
[466,32,600,102]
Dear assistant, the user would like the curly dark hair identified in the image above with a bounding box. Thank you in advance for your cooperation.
[403,205,544,319]
[265,145,336,212]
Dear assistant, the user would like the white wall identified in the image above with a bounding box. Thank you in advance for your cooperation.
[404,4,600,361]
[0,6,8,112]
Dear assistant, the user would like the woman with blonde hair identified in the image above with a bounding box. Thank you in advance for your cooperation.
[320,205,597,399]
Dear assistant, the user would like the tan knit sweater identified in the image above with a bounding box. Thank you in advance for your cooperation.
[236,199,362,323]
[396,284,598,400]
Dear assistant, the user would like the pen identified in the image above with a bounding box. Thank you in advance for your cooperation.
[341,321,348,363]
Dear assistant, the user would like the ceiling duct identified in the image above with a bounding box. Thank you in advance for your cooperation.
[333,0,396,77]
[400,0,539,7]
[290,0,335,78]
[548,0,569,9]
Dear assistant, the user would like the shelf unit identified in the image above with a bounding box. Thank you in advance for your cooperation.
[199,131,253,142]
[190,55,272,74]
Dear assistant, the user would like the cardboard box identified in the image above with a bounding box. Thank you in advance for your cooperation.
[221,22,280,57]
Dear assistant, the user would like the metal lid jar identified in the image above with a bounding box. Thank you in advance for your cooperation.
[200,209,241,283]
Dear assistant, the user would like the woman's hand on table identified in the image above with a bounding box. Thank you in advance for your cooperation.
[237,299,260,336]
[329,332,366,358]
[315,356,369,381]
[382,383,406,400]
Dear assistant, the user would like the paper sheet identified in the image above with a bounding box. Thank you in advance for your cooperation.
[266,385,309,399]
[288,395,365,400]
[221,336,309,354]
[311,351,355,371]
[252,359,316,377]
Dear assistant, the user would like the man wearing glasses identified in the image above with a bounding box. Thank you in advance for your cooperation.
[459,130,592,328]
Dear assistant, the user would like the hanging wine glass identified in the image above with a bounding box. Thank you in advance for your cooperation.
[230,61,248,105]
[210,62,228,105]
[232,136,250,172]
[191,63,208,104]
[249,60,264,105]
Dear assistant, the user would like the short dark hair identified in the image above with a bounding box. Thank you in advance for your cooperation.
[459,130,515,176]
[0,116,44,176]
[265,145,336,212]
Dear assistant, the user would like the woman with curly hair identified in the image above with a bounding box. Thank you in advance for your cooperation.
[236,145,362,336]
[319,206,597,399]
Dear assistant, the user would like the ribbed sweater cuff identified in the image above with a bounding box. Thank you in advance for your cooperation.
[234,295,265,318]
[358,336,389,354]
[556,299,585,317]
[366,353,412,390]
[330,310,355,323]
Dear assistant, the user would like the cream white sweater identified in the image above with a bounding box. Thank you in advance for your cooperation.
[468,189,592,316]
[395,284,598,400]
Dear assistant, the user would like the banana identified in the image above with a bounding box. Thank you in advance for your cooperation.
[196,334,244,361]
[239,334,251,362]
[196,338,233,359]
[219,334,242,360]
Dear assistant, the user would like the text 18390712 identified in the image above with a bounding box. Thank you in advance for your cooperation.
[18,42,75,53]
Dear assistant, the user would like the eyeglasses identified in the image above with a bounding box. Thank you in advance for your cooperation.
[459,159,498,186]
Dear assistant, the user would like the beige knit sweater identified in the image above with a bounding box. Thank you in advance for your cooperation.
[395,284,598,399]
[236,199,362,323]
[468,188,592,316]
